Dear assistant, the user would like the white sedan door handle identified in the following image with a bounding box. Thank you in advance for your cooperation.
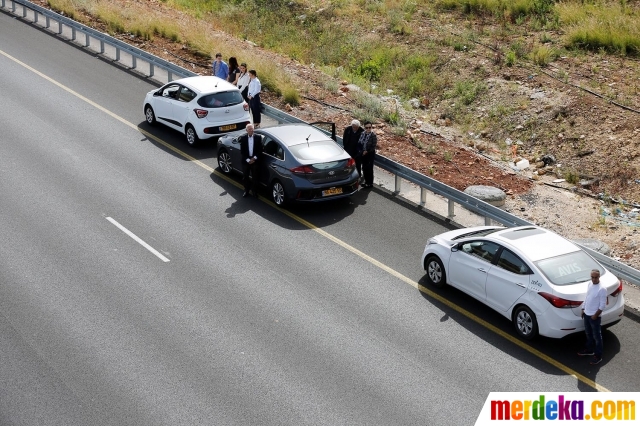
[515,282,526,288]
[478,268,487,273]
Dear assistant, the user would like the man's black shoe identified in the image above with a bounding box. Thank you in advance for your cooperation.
[242,191,250,198]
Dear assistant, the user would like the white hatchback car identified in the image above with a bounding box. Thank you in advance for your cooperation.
[421,226,624,339]
[143,76,251,145]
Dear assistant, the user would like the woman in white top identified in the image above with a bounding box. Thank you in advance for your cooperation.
[236,62,250,103]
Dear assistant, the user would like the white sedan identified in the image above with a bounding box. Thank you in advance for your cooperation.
[421,226,625,339]
[143,76,250,145]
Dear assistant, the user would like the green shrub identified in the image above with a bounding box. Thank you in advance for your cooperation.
[564,169,580,184]
[282,87,300,107]
[47,0,80,20]
[530,45,556,66]
[510,40,528,58]
[445,80,487,105]
[356,59,382,83]
[385,108,402,126]
[558,1,640,56]
[540,32,552,44]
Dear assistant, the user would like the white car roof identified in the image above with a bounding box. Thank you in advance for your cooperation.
[490,226,580,262]
[175,76,238,94]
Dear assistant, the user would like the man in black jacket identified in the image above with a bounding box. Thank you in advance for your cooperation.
[239,124,263,198]
[342,119,363,178]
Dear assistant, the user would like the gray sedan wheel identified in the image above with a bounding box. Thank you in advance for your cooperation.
[185,125,199,146]
[272,181,286,206]
[218,150,232,174]
[513,306,538,340]
[145,105,156,125]
[425,256,446,288]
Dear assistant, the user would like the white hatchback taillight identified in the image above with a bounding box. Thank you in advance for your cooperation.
[194,109,208,119]
[243,102,249,111]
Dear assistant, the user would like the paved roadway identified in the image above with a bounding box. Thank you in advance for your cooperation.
[1,11,639,426]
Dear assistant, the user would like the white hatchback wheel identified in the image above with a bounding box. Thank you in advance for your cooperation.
[185,125,199,146]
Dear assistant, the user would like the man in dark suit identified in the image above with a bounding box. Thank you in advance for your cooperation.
[342,119,363,178]
[239,123,263,198]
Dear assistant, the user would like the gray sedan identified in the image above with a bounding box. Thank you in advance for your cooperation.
[217,124,360,206]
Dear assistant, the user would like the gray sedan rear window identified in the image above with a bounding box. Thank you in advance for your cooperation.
[535,251,602,286]
[288,141,343,161]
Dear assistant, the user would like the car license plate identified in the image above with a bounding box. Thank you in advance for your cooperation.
[322,187,342,196]
[220,124,236,131]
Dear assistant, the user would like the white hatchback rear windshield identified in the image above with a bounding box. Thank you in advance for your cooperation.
[198,91,244,108]
[535,251,602,286]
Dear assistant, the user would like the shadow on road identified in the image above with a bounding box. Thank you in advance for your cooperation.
[416,275,623,391]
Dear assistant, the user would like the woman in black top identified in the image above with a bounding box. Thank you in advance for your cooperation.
[227,57,240,85]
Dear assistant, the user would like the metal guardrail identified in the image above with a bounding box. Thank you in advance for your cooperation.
[4,0,640,286]
[5,0,194,82]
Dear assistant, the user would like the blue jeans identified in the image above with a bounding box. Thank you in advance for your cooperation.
[584,315,603,358]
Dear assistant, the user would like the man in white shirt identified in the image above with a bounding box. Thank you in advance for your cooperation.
[239,124,263,197]
[247,70,262,128]
[577,269,607,365]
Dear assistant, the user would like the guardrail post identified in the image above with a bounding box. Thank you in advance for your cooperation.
[149,63,154,77]
[58,21,62,35]
[115,48,120,61]
[100,39,104,54]
[34,9,38,24]
[168,71,173,82]
[485,217,491,226]
[420,187,427,207]
[45,15,50,28]
[448,199,455,219]
[85,33,89,47]
[71,27,75,40]
[394,174,401,194]
[12,0,15,12]
[132,56,137,70]
[22,3,26,17]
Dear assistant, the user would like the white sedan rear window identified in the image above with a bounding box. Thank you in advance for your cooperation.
[535,251,602,286]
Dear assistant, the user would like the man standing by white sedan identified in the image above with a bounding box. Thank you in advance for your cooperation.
[577,269,607,365]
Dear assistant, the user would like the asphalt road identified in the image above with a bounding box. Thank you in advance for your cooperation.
[1,11,639,426]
